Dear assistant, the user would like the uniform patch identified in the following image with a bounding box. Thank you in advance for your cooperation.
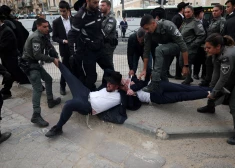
[33,43,40,51]
[221,64,230,74]
[107,23,113,30]
[197,24,204,30]
[109,19,114,22]
[221,57,229,63]
[174,29,181,36]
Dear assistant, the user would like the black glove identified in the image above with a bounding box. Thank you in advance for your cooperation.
[48,48,59,58]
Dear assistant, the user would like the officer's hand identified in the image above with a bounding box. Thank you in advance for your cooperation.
[127,89,136,96]
[182,67,189,77]
[53,58,60,67]
[207,92,215,99]
[129,70,135,77]
[63,40,68,44]
[138,70,146,80]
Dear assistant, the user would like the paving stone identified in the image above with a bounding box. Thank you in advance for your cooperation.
[57,159,74,168]
[74,153,121,168]
[3,98,26,109]
[95,140,133,164]
[167,163,186,168]
[200,159,235,168]
[124,149,166,168]
[44,158,64,168]
[2,159,21,168]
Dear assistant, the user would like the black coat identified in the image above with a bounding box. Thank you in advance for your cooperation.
[172,13,183,29]
[223,13,235,41]
[52,16,72,57]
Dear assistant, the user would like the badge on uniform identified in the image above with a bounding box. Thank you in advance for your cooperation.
[221,57,229,63]
[107,23,113,30]
[221,64,230,74]
[174,29,181,36]
[109,19,114,22]
[33,43,40,52]
[197,24,204,30]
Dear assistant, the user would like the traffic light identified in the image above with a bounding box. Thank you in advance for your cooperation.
[157,0,168,5]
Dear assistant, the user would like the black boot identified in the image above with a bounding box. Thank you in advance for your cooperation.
[31,113,49,127]
[0,132,11,144]
[142,81,161,93]
[167,71,174,78]
[45,125,63,138]
[197,99,215,113]
[182,78,193,85]
[48,97,61,108]
[227,132,235,145]
[60,87,66,96]
[193,74,199,80]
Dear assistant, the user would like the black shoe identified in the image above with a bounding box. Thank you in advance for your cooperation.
[45,125,63,138]
[197,105,215,114]
[0,132,11,144]
[48,97,61,108]
[2,94,12,100]
[142,82,161,93]
[199,80,210,87]
[227,136,235,145]
[181,78,193,85]
[175,76,185,80]
[193,75,199,80]
[31,113,49,127]
[60,87,66,95]
[167,72,174,78]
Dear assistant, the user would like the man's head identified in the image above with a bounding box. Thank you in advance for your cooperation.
[212,4,223,18]
[184,6,194,19]
[0,5,11,17]
[177,2,189,13]
[140,14,157,33]
[86,0,99,11]
[104,71,122,92]
[74,0,86,11]
[150,7,165,21]
[194,6,204,19]
[136,27,145,44]
[36,18,49,35]
[123,17,126,21]
[100,0,111,14]
[59,0,70,19]
[225,0,235,15]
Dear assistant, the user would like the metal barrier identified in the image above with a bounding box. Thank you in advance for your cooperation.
[44,39,176,82]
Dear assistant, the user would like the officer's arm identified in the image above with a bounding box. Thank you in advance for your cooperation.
[31,37,54,63]
[52,20,63,44]
[211,57,233,98]
[219,19,226,34]
[102,18,116,38]
[142,33,151,70]
[191,22,206,48]
[127,35,135,70]
[167,23,188,65]
[68,13,83,56]
[222,22,227,36]
[210,57,220,88]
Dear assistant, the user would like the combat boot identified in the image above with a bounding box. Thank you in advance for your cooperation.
[31,113,49,127]
[227,133,235,145]
[197,99,215,113]
[142,81,161,93]
[48,97,61,108]
[0,132,11,144]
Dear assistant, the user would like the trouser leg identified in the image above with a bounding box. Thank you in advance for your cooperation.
[229,87,235,129]
[175,53,182,77]
[40,67,53,101]
[60,56,71,89]
[205,56,213,82]
[28,70,43,114]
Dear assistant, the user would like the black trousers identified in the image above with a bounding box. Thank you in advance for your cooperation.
[56,62,91,128]
[193,47,206,77]
[204,56,213,82]
[60,55,71,89]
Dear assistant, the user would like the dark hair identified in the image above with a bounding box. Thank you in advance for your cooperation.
[0,5,11,16]
[150,8,165,19]
[185,5,194,12]
[214,4,223,11]
[225,0,235,6]
[137,27,145,38]
[36,18,48,26]
[59,0,70,10]
[101,0,111,7]
[206,33,235,47]
[140,14,154,27]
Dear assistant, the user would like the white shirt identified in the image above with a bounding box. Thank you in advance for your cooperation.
[89,88,121,114]
[61,16,71,35]
[179,13,184,19]
[136,90,151,103]
[229,12,234,16]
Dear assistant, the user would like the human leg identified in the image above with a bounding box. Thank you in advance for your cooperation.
[227,87,235,145]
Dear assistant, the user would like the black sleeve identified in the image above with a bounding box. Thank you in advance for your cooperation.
[48,22,53,33]
[52,20,63,44]
[130,76,148,92]
[127,35,135,70]
[0,30,14,53]
[32,21,37,32]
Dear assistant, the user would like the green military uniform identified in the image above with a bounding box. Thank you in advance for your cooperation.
[179,17,206,83]
[207,16,226,36]
[101,11,117,69]
[143,19,187,82]
[22,30,55,115]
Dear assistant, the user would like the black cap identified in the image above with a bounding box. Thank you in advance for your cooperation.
[74,0,86,11]
[194,6,204,15]
[177,2,189,10]
[0,5,11,16]
[104,71,122,85]
[150,7,165,19]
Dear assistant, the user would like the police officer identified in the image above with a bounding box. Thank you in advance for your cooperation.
[179,6,206,85]
[196,33,235,145]
[68,0,113,91]
[139,14,189,93]
[200,4,226,86]
[100,0,117,71]
[22,18,61,127]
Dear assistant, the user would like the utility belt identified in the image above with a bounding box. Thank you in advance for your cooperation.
[104,38,118,46]
[18,57,39,75]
